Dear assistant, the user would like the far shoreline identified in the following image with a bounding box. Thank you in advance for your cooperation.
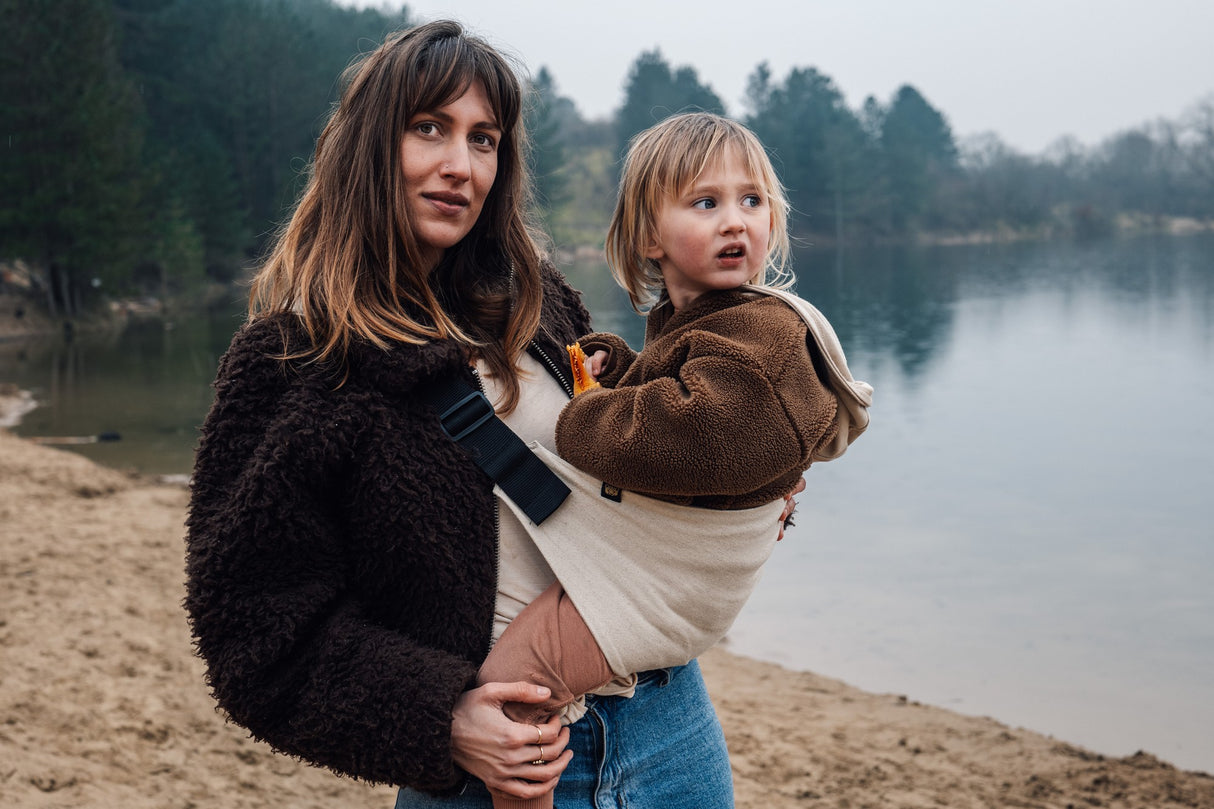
[5,224,1214,345]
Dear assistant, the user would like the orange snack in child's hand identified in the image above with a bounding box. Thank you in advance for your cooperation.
[567,342,601,395]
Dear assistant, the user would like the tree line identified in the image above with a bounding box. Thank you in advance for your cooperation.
[3,0,1212,319]
[542,49,1214,248]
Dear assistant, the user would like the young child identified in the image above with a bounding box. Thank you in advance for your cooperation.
[477,112,872,809]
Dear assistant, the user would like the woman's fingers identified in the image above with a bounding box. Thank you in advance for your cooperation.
[515,723,570,766]
[486,680,553,706]
[488,748,575,800]
[450,682,573,798]
[450,683,545,787]
[533,712,564,751]
[482,726,572,798]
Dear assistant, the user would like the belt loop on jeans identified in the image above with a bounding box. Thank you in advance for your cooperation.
[638,666,675,687]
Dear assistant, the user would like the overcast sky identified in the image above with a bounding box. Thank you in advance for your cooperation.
[344,0,1214,154]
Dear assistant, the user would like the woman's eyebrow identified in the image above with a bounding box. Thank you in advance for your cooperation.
[416,108,501,131]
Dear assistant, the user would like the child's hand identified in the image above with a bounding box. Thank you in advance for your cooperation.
[584,350,608,381]
[777,477,806,541]
[567,343,605,395]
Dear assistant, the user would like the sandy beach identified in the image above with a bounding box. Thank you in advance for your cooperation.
[2,423,1212,808]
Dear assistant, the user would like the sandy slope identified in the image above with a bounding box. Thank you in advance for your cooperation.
[1,428,1211,808]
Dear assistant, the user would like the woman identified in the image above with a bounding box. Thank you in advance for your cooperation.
[184,20,753,808]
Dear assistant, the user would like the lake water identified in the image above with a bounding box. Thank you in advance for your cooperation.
[3,233,1212,773]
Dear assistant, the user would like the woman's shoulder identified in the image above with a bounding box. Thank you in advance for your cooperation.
[224,313,467,392]
[213,314,330,392]
[220,312,335,371]
[213,313,303,386]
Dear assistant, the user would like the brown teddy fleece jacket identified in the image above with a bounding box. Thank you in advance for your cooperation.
[184,265,590,793]
[555,287,840,510]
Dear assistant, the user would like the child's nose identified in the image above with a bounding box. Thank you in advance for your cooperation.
[720,207,747,233]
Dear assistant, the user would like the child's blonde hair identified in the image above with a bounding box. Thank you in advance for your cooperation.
[606,112,792,312]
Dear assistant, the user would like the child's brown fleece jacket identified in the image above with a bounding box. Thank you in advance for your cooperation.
[555,288,839,510]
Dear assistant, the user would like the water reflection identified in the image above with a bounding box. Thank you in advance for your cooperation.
[792,234,1214,388]
[4,297,246,474]
[797,245,960,383]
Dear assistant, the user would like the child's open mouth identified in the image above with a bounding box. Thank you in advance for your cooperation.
[718,245,747,264]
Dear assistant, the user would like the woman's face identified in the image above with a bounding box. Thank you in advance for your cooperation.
[400,81,501,271]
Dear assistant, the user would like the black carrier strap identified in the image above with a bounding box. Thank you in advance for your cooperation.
[423,372,570,525]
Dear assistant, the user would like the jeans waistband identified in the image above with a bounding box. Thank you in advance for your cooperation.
[634,663,680,688]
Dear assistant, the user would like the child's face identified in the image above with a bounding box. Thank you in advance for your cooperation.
[645,146,772,310]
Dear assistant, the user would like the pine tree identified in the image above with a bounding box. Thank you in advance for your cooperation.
[1,0,150,315]
[615,49,724,157]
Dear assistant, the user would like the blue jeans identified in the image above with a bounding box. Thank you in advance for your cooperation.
[394,660,734,808]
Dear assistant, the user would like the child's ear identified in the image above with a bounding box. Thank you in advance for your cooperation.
[644,236,665,261]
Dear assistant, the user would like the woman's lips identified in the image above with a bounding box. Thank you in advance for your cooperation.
[423,191,470,215]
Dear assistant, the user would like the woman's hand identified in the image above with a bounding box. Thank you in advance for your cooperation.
[777,476,806,541]
[450,682,572,800]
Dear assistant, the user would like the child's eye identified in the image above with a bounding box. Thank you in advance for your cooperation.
[692,198,717,210]
[742,194,763,208]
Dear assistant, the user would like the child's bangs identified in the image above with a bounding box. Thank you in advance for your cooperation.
[660,127,780,202]
[656,127,725,199]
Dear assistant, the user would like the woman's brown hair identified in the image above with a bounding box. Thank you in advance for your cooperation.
[249,20,543,411]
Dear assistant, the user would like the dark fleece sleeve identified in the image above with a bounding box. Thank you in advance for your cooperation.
[184,327,475,792]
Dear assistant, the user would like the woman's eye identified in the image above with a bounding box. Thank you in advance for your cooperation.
[470,132,496,149]
[742,194,763,208]
[415,122,439,136]
[692,198,716,210]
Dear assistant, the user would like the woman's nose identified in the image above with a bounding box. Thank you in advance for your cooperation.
[440,146,472,181]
